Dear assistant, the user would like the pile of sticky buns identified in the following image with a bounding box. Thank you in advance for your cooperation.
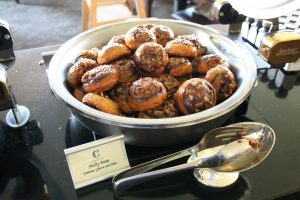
[67,24,237,118]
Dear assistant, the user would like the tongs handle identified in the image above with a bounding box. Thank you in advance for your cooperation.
[112,148,193,196]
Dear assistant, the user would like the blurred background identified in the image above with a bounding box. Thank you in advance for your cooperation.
[1,0,299,52]
[0,0,173,50]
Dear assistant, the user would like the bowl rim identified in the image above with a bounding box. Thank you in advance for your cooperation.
[48,19,257,128]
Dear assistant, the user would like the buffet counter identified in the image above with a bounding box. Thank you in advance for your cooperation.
[0,25,300,200]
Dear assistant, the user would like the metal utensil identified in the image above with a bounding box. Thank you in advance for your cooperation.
[112,122,275,197]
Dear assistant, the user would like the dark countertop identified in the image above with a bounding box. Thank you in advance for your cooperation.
[0,26,300,200]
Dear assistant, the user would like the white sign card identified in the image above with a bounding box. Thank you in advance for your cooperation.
[64,135,130,189]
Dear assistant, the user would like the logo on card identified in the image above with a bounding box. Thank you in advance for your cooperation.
[92,149,101,158]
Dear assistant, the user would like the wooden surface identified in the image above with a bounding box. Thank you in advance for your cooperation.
[81,0,148,31]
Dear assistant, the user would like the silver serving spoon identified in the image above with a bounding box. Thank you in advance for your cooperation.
[112,122,275,197]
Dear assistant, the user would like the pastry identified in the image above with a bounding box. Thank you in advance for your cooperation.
[205,65,237,102]
[155,74,180,98]
[167,57,193,77]
[82,93,120,115]
[109,83,135,113]
[174,78,216,114]
[97,43,130,64]
[150,25,175,47]
[81,65,119,93]
[128,77,167,111]
[111,58,139,83]
[138,99,179,118]
[67,58,98,89]
[108,35,126,45]
[195,54,229,74]
[177,34,207,56]
[125,26,157,50]
[134,42,169,76]
[165,38,197,58]
[73,87,86,101]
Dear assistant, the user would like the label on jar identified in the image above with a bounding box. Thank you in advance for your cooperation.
[64,135,130,189]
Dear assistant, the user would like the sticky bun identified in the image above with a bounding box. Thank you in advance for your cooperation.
[108,35,126,45]
[111,58,139,83]
[73,87,86,102]
[134,42,169,76]
[109,83,134,113]
[150,25,175,47]
[82,93,120,115]
[67,58,98,89]
[138,99,179,118]
[167,57,193,77]
[97,43,130,64]
[205,65,237,102]
[165,38,197,58]
[174,78,216,115]
[79,47,100,61]
[177,34,207,56]
[128,77,167,111]
[67,24,237,117]
[81,65,119,93]
[195,54,229,74]
[155,74,180,98]
[125,26,157,50]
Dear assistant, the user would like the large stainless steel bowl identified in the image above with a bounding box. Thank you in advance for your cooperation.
[48,19,257,147]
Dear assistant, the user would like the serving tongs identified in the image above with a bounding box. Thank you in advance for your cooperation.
[112,122,275,197]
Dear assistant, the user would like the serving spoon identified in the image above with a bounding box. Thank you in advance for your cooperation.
[112,122,275,197]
